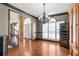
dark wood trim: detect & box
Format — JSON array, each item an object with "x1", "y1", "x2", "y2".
[
  {"x1": 24, "y1": 38, "x2": 31, "y2": 40},
  {"x1": 34, "y1": 38, "x2": 59, "y2": 43},
  {"x1": 7, "y1": 9, "x2": 10, "y2": 56},
  {"x1": 8, "y1": 9, "x2": 9, "y2": 41},
  {"x1": 9, "y1": 9, "x2": 24, "y2": 17},
  {"x1": 35, "y1": 32, "x2": 42, "y2": 33},
  {"x1": 49, "y1": 12, "x2": 68, "y2": 17},
  {"x1": 1, "y1": 3, "x2": 38, "y2": 19}
]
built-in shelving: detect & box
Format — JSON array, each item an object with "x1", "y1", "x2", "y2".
[{"x1": 60, "y1": 22, "x2": 69, "y2": 49}]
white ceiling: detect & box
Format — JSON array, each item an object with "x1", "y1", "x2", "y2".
[{"x1": 10, "y1": 3, "x2": 72, "y2": 17}]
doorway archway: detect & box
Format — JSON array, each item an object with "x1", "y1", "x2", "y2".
[{"x1": 23, "y1": 18, "x2": 32, "y2": 39}]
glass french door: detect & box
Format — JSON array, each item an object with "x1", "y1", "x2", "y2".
[
  {"x1": 49, "y1": 22, "x2": 56, "y2": 40},
  {"x1": 43, "y1": 23, "x2": 48, "y2": 39}
]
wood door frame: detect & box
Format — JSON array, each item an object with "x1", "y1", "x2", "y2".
[
  {"x1": 69, "y1": 6, "x2": 73, "y2": 55},
  {"x1": 8, "y1": 9, "x2": 21, "y2": 47},
  {"x1": 69, "y1": 4, "x2": 79, "y2": 56},
  {"x1": 76, "y1": 4, "x2": 79, "y2": 55}
]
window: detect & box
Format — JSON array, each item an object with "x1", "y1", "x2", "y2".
[
  {"x1": 49, "y1": 22, "x2": 55, "y2": 39},
  {"x1": 42, "y1": 18, "x2": 56, "y2": 40},
  {"x1": 49, "y1": 18, "x2": 56, "y2": 40},
  {"x1": 42, "y1": 17, "x2": 65, "y2": 41},
  {"x1": 43, "y1": 23, "x2": 48, "y2": 38}
]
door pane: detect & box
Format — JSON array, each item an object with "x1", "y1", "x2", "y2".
[
  {"x1": 49, "y1": 23, "x2": 55, "y2": 40},
  {"x1": 43, "y1": 23, "x2": 48, "y2": 39}
]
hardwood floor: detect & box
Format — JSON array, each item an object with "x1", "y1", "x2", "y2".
[{"x1": 8, "y1": 39, "x2": 69, "y2": 56}]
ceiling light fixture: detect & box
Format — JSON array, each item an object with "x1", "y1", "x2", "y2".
[{"x1": 38, "y1": 3, "x2": 50, "y2": 24}]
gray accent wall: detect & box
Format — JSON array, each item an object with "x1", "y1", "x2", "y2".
[
  {"x1": 0, "y1": 4, "x2": 8, "y2": 35},
  {"x1": 36, "y1": 20, "x2": 43, "y2": 39}
]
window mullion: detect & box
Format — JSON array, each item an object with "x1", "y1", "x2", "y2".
[{"x1": 48, "y1": 22, "x2": 49, "y2": 39}]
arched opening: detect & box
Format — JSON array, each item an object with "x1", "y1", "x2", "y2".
[
  {"x1": 23, "y1": 18, "x2": 32, "y2": 39},
  {"x1": 48, "y1": 18, "x2": 56, "y2": 40},
  {"x1": 49, "y1": 18, "x2": 56, "y2": 22}
]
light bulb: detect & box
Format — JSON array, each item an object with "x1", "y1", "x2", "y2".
[{"x1": 48, "y1": 17, "x2": 50, "y2": 19}]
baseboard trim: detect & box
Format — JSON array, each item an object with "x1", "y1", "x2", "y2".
[{"x1": 34, "y1": 38, "x2": 59, "y2": 43}]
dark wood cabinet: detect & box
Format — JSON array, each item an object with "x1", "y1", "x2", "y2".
[{"x1": 60, "y1": 22, "x2": 69, "y2": 49}]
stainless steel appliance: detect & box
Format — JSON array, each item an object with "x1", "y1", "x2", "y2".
[{"x1": 0, "y1": 35, "x2": 7, "y2": 56}]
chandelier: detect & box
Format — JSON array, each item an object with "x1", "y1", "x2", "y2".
[{"x1": 38, "y1": 3, "x2": 50, "y2": 24}]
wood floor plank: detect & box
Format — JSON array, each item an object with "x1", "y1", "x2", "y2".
[{"x1": 8, "y1": 39, "x2": 69, "y2": 56}]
